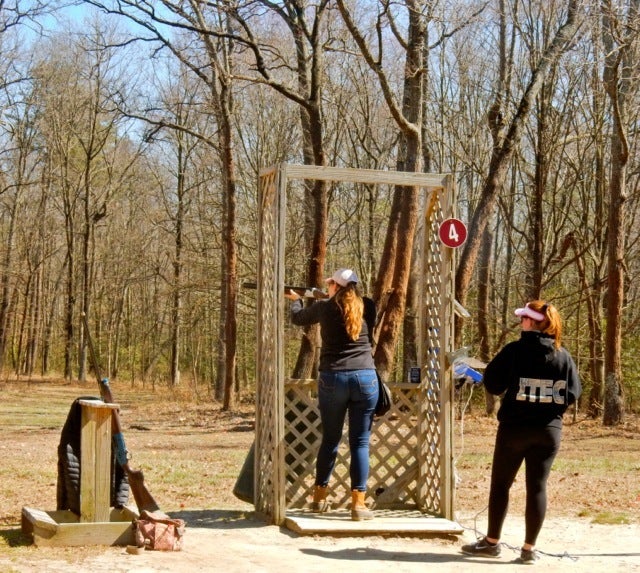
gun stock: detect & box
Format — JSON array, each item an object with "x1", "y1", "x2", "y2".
[{"x1": 82, "y1": 313, "x2": 161, "y2": 514}]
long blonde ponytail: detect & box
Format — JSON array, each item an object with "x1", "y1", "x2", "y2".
[{"x1": 334, "y1": 283, "x2": 364, "y2": 341}]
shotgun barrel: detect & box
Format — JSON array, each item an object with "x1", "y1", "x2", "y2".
[{"x1": 242, "y1": 281, "x2": 328, "y2": 299}]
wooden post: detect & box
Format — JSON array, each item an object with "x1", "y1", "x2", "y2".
[
  {"x1": 79, "y1": 399, "x2": 119, "y2": 523},
  {"x1": 21, "y1": 398, "x2": 138, "y2": 546}
]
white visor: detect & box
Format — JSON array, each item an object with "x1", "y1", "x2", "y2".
[{"x1": 514, "y1": 304, "x2": 545, "y2": 322}]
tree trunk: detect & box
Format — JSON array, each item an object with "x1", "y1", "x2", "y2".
[
  {"x1": 602, "y1": 137, "x2": 625, "y2": 425},
  {"x1": 170, "y1": 144, "x2": 184, "y2": 388},
  {"x1": 0, "y1": 198, "x2": 18, "y2": 371},
  {"x1": 80, "y1": 166, "x2": 92, "y2": 383},
  {"x1": 402, "y1": 260, "x2": 419, "y2": 377},
  {"x1": 477, "y1": 227, "x2": 497, "y2": 416},
  {"x1": 531, "y1": 85, "x2": 551, "y2": 299},
  {"x1": 221, "y1": 90, "x2": 239, "y2": 411},
  {"x1": 373, "y1": 183, "x2": 420, "y2": 379},
  {"x1": 64, "y1": 201, "x2": 76, "y2": 381},
  {"x1": 335, "y1": 0, "x2": 426, "y2": 379},
  {"x1": 289, "y1": 14, "x2": 329, "y2": 381},
  {"x1": 289, "y1": 107, "x2": 328, "y2": 381},
  {"x1": 600, "y1": 0, "x2": 634, "y2": 426}
]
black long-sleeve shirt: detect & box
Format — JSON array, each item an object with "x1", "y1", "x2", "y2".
[
  {"x1": 483, "y1": 330, "x2": 582, "y2": 428},
  {"x1": 289, "y1": 296, "x2": 376, "y2": 371}
]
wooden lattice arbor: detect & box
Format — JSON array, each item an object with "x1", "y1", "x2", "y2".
[{"x1": 254, "y1": 164, "x2": 457, "y2": 529}]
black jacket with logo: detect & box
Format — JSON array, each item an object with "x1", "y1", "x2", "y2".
[{"x1": 483, "y1": 331, "x2": 582, "y2": 428}]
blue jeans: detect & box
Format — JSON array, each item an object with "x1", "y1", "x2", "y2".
[{"x1": 315, "y1": 369, "x2": 378, "y2": 491}]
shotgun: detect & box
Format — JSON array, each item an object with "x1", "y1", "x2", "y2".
[
  {"x1": 242, "y1": 281, "x2": 329, "y2": 299},
  {"x1": 81, "y1": 313, "x2": 161, "y2": 514}
]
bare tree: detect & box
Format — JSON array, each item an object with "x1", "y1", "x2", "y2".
[
  {"x1": 0, "y1": 0, "x2": 61, "y2": 373},
  {"x1": 83, "y1": 0, "x2": 242, "y2": 405},
  {"x1": 600, "y1": 0, "x2": 638, "y2": 425},
  {"x1": 229, "y1": 0, "x2": 333, "y2": 380},
  {"x1": 335, "y1": 0, "x2": 430, "y2": 377},
  {"x1": 455, "y1": 0, "x2": 583, "y2": 328},
  {"x1": 0, "y1": 87, "x2": 46, "y2": 375},
  {"x1": 149, "y1": 78, "x2": 201, "y2": 389}
]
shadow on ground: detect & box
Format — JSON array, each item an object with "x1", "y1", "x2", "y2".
[
  {"x1": 301, "y1": 546, "x2": 456, "y2": 564},
  {"x1": 0, "y1": 527, "x2": 31, "y2": 547},
  {"x1": 169, "y1": 509, "x2": 264, "y2": 530}
]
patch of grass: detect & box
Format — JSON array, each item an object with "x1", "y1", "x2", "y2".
[
  {"x1": 590, "y1": 511, "x2": 632, "y2": 525},
  {"x1": 578, "y1": 507, "x2": 633, "y2": 525},
  {"x1": 555, "y1": 456, "x2": 638, "y2": 474},
  {"x1": 0, "y1": 384, "x2": 81, "y2": 430}
]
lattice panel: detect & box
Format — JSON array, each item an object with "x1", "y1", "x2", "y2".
[
  {"x1": 284, "y1": 380, "x2": 435, "y2": 511},
  {"x1": 284, "y1": 381, "x2": 348, "y2": 508},
  {"x1": 416, "y1": 188, "x2": 447, "y2": 514},
  {"x1": 368, "y1": 385, "x2": 422, "y2": 508},
  {"x1": 284, "y1": 383, "x2": 320, "y2": 507}
]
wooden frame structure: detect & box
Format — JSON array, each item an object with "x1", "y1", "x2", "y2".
[{"x1": 254, "y1": 164, "x2": 458, "y2": 530}]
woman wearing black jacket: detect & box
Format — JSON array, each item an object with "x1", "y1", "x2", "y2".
[
  {"x1": 462, "y1": 300, "x2": 582, "y2": 564},
  {"x1": 285, "y1": 268, "x2": 378, "y2": 521}
]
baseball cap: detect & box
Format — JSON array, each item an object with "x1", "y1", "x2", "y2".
[{"x1": 326, "y1": 268, "x2": 358, "y2": 287}]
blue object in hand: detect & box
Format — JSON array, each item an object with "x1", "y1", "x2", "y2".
[{"x1": 453, "y1": 362, "x2": 483, "y2": 384}]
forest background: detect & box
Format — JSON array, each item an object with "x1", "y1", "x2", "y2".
[{"x1": 0, "y1": 0, "x2": 638, "y2": 424}]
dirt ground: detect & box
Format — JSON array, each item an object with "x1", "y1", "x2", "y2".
[
  {"x1": 1, "y1": 381, "x2": 639, "y2": 572},
  {"x1": 3, "y1": 511, "x2": 639, "y2": 572}
]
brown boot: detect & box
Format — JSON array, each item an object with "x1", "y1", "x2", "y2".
[
  {"x1": 311, "y1": 485, "x2": 330, "y2": 513},
  {"x1": 351, "y1": 490, "x2": 373, "y2": 521}
]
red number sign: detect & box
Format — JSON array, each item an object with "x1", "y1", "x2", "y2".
[{"x1": 438, "y1": 218, "x2": 467, "y2": 248}]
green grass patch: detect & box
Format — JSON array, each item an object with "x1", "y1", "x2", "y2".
[
  {"x1": 593, "y1": 511, "x2": 632, "y2": 525},
  {"x1": 583, "y1": 510, "x2": 633, "y2": 525}
]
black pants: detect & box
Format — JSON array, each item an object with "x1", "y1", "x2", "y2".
[{"x1": 487, "y1": 423, "x2": 561, "y2": 545}]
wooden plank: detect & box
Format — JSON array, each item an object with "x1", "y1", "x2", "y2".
[
  {"x1": 78, "y1": 399, "x2": 120, "y2": 410},
  {"x1": 21, "y1": 506, "x2": 59, "y2": 533},
  {"x1": 22, "y1": 506, "x2": 138, "y2": 547},
  {"x1": 284, "y1": 509, "x2": 463, "y2": 536},
  {"x1": 32, "y1": 521, "x2": 135, "y2": 547},
  {"x1": 110, "y1": 506, "x2": 139, "y2": 521},
  {"x1": 48, "y1": 510, "x2": 81, "y2": 524},
  {"x1": 94, "y1": 406, "x2": 113, "y2": 522},
  {"x1": 79, "y1": 400, "x2": 119, "y2": 523},
  {"x1": 439, "y1": 173, "x2": 457, "y2": 520},
  {"x1": 275, "y1": 158, "x2": 288, "y2": 526},
  {"x1": 282, "y1": 164, "x2": 448, "y2": 188},
  {"x1": 80, "y1": 405, "x2": 98, "y2": 522}
]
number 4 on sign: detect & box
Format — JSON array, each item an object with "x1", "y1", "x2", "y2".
[
  {"x1": 448, "y1": 223, "x2": 460, "y2": 243},
  {"x1": 438, "y1": 218, "x2": 467, "y2": 248}
]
